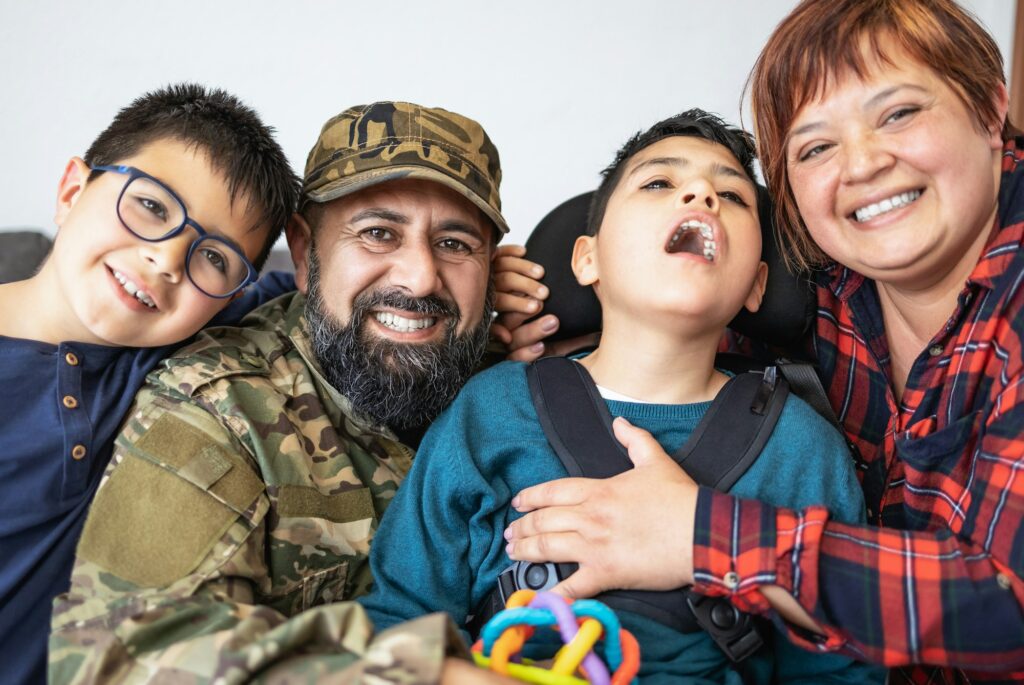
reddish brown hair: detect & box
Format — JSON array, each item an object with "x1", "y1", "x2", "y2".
[{"x1": 748, "y1": 0, "x2": 1008, "y2": 271}]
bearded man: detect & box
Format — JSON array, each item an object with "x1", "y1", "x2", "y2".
[{"x1": 50, "y1": 102, "x2": 521, "y2": 684}]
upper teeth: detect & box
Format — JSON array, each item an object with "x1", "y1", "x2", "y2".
[
  {"x1": 112, "y1": 270, "x2": 156, "y2": 308},
  {"x1": 854, "y1": 190, "x2": 921, "y2": 223},
  {"x1": 678, "y1": 220, "x2": 715, "y2": 240},
  {"x1": 668, "y1": 220, "x2": 717, "y2": 262},
  {"x1": 375, "y1": 312, "x2": 436, "y2": 332}
]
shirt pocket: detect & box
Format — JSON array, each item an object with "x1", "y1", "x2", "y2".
[
  {"x1": 893, "y1": 410, "x2": 982, "y2": 530},
  {"x1": 301, "y1": 562, "x2": 350, "y2": 609},
  {"x1": 263, "y1": 484, "x2": 376, "y2": 614}
]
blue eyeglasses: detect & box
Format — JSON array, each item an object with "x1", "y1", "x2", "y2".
[{"x1": 91, "y1": 165, "x2": 257, "y2": 298}]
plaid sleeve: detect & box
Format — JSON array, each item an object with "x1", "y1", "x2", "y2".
[{"x1": 691, "y1": 427, "x2": 1024, "y2": 673}]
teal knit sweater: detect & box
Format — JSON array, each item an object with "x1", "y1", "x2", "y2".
[{"x1": 360, "y1": 361, "x2": 885, "y2": 684}]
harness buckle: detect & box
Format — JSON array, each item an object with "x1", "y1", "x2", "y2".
[
  {"x1": 498, "y1": 561, "x2": 573, "y2": 604},
  {"x1": 686, "y1": 593, "x2": 766, "y2": 663}
]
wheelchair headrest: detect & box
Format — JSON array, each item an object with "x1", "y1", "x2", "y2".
[{"x1": 523, "y1": 190, "x2": 816, "y2": 348}]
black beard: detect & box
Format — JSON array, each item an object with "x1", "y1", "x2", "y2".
[{"x1": 304, "y1": 246, "x2": 493, "y2": 431}]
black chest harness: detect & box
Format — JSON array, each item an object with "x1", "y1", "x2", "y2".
[{"x1": 469, "y1": 355, "x2": 841, "y2": 664}]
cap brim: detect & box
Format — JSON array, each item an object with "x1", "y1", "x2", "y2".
[{"x1": 305, "y1": 165, "x2": 510, "y2": 236}]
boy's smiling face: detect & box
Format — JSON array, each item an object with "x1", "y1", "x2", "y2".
[
  {"x1": 46, "y1": 137, "x2": 269, "y2": 347},
  {"x1": 574, "y1": 136, "x2": 767, "y2": 331}
]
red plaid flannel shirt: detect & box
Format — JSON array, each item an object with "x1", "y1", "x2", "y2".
[{"x1": 697, "y1": 139, "x2": 1024, "y2": 683}]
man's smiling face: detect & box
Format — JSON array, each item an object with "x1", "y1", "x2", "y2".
[
  {"x1": 296, "y1": 177, "x2": 493, "y2": 344},
  {"x1": 291, "y1": 177, "x2": 495, "y2": 429}
]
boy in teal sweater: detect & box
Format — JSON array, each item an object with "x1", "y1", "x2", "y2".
[{"x1": 359, "y1": 110, "x2": 884, "y2": 683}]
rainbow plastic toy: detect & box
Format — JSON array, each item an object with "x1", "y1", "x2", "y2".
[{"x1": 472, "y1": 590, "x2": 640, "y2": 685}]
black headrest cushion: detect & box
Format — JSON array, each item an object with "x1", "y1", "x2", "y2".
[{"x1": 523, "y1": 190, "x2": 816, "y2": 348}]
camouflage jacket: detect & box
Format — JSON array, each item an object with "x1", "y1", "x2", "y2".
[{"x1": 50, "y1": 291, "x2": 469, "y2": 684}]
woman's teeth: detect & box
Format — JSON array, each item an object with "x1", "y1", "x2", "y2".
[
  {"x1": 112, "y1": 270, "x2": 156, "y2": 308},
  {"x1": 853, "y1": 190, "x2": 922, "y2": 223},
  {"x1": 374, "y1": 312, "x2": 436, "y2": 332}
]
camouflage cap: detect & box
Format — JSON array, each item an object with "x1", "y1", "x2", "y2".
[{"x1": 302, "y1": 101, "x2": 509, "y2": 235}]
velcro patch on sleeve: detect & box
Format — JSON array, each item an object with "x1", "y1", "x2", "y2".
[
  {"x1": 78, "y1": 453, "x2": 238, "y2": 588},
  {"x1": 134, "y1": 413, "x2": 265, "y2": 514},
  {"x1": 276, "y1": 485, "x2": 375, "y2": 523},
  {"x1": 78, "y1": 413, "x2": 266, "y2": 588}
]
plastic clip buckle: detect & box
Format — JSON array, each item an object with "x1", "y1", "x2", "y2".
[{"x1": 686, "y1": 593, "x2": 765, "y2": 663}]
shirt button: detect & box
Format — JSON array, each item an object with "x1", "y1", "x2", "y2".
[
  {"x1": 71, "y1": 444, "x2": 87, "y2": 460},
  {"x1": 62, "y1": 395, "x2": 79, "y2": 409},
  {"x1": 64, "y1": 352, "x2": 79, "y2": 366},
  {"x1": 723, "y1": 571, "x2": 741, "y2": 590},
  {"x1": 997, "y1": 573, "x2": 1013, "y2": 591},
  {"x1": 928, "y1": 344, "x2": 944, "y2": 357}
]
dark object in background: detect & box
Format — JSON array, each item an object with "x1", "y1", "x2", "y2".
[{"x1": 0, "y1": 230, "x2": 52, "y2": 284}]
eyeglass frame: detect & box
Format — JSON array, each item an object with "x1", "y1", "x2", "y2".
[{"x1": 90, "y1": 164, "x2": 259, "y2": 298}]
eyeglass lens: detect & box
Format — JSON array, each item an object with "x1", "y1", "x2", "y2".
[{"x1": 119, "y1": 176, "x2": 250, "y2": 296}]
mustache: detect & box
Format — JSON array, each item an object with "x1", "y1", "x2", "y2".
[{"x1": 352, "y1": 288, "x2": 459, "y2": 321}]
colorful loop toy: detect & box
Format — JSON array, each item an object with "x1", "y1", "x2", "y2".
[{"x1": 472, "y1": 590, "x2": 640, "y2": 685}]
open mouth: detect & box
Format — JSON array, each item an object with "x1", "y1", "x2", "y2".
[
  {"x1": 666, "y1": 220, "x2": 717, "y2": 262},
  {"x1": 111, "y1": 268, "x2": 157, "y2": 308},
  {"x1": 852, "y1": 189, "x2": 923, "y2": 223},
  {"x1": 373, "y1": 311, "x2": 437, "y2": 333}
]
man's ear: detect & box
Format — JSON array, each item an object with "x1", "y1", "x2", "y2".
[
  {"x1": 571, "y1": 235, "x2": 599, "y2": 286},
  {"x1": 53, "y1": 157, "x2": 91, "y2": 229},
  {"x1": 742, "y1": 261, "x2": 769, "y2": 313},
  {"x1": 286, "y1": 212, "x2": 312, "y2": 294}
]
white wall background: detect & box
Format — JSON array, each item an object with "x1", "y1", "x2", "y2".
[{"x1": 0, "y1": 0, "x2": 1014, "y2": 248}]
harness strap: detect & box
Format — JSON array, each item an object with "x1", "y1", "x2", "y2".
[
  {"x1": 774, "y1": 360, "x2": 841, "y2": 432},
  {"x1": 527, "y1": 356, "x2": 632, "y2": 479},
  {"x1": 469, "y1": 357, "x2": 791, "y2": 662},
  {"x1": 678, "y1": 365, "x2": 789, "y2": 491}
]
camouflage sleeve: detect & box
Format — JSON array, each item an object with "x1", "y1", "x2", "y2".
[{"x1": 49, "y1": 387, "x2": 466, "y2": 684}]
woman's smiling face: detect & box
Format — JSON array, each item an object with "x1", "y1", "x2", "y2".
[{"x1": 785, "y1": 38, "x2": 1007, "y2": 291}]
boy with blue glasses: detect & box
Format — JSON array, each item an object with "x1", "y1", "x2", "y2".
[
  {"x1": 86, "y1": 164, "x2": 261, "y2": 301},
  {"x1": 0, "y1": 83, "x2": 299, "y2": 683}
]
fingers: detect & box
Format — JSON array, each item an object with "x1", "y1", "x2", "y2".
[
  {"x1": 494, "y1": 289, "x2": 544, "y2": 318},
  {"x1": 505, "y1": 528, "x2": 590, "y2": 565},
  {"x1": 505, "y1": 506, "x2": 596, "y2": 551},
  {"x1": 494, "y1": 269, "x2": 548, "y2": 305},
  {"x1": 493, "y1": 246, "x2": 544, "y2": 284},
  {"x1": 493, "y1": 243, "x2": 527, "y2": 260},
  {"x1": 506, "y1": 342, "x2": 546, "y2": 363},
  {"x1": 493, "y1": 248, "x2": 547, "y2": 305},
  {"x1": 504, "y1": 316, "x2": 560, "y2": 361},
  {"x1": 489, "y1": 322, "x2": 512, "y2": 346},
  {"x1": 612, "y1": 417, "x2": 670, "y2": 468},
  {"x1": 496, "y1": 311, "x2": 531, "y2": 332},
  {"x1": 493, "y1": 247, "x2": 548, "y2": 327},
  {"x1": 510, "y1": 476, "x2": 592, "y2": 513},
  {"x1": 552, "y1": 567, "x2": 607, "y2": 601},
  {"x1": 505, "y1": 425, "x2": 701, "y2": 592}
]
